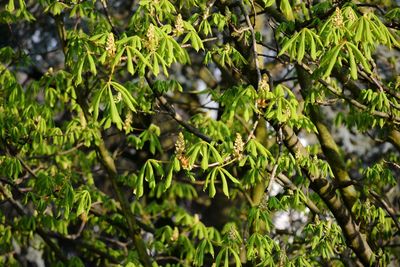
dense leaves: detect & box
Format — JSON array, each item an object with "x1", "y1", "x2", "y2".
[{"x1": 0, "y1": 0, "x2": 400, "y2": 266}]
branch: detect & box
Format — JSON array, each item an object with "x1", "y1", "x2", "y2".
[
  {"x1": 156, "y1": 95, "x2": 213, "y2": 143},
  {"x1": 297, "y1": 66, "x2": 358, "y2": 209},
  {"x1": 0, "y1": 184, "x2": 68, "y2": 262},
  {"x1": 332, "y1": 71, "x2": 400, "y2": 152},
  {"x1": 47, "y1": 231, "x2": 120, "y2": 263},
  {"x1": 181, "y1": 37, "x2": 218, "y2": 48},
  {"x1": 100, "y1": 0, "x2": 118, "y2": 35},
  {"x1": 240, "y1": 0, "x2": 261, "y2": 85},
  {"x1": 273, "y1": 123, "x2": 376, "y2": 265},
  {"x1": 96, "y1": 140, "x2": 153, "y2": 267},
  {"x1": 297, "y1": 62, "x2": 400, "y2": 125},
  {"x1": 370, "y1": 190, "x2": 400, "y2": 234},
  {"x1": 73, "y1": 85, "x2": 153, "y2": 266},
  {"x1": 264, "y1": 126, "x2": 283, "y2": 203},
  {"x1": 275, "y1": 173, "x2": 321, "y2": 214},
  {"x1": 145, "y1": 76, "x2": 213, "y2": 143}
]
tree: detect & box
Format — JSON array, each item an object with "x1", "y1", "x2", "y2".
[{"x1": 0, "y1": 0, "x2": 400, "y2": 266}]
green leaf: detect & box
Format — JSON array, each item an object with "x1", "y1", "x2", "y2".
[
  {"x1": 108, "y1": 86, "x2": 123, "y2": 129},
  {"x1": 6, "y1": 0, "x2": 15, "y2": 12},
  {"x1": 92, "y1": 85, "x2": 107, "y2": 120},
  {"x1": 219, "y1": 169, "x2": 229, "y2": 197},
  {"x1": 347, "y1": 43, "x2": 357, "y2": 79},
  {"x1": 126, "y1": 48, "x2": 134, "y2": 75},
  {"x1": 297, "y1": 30, "x2": 306, "y2": 63},
  {"x1": 204, "y1": 168, "x2": 217, "y2": 197},
  {"x1": 76, "y1": 190, "x2": 91, "y2": 216},
  {"x1": 220, "y1": 168, "x2": 240, "y2": 184},
  {"x1": 131, "y1": 47, "x2": 152, "y2": 69},
  {"x1": 323, "y1": 44, "x2": 343, "y2": 78},
  {"x1": 75, "y1": 57, "x2": 85, "y2": 85},
  {"x1": 165, "y1": 164, "x2": 174, "y2": 191},
  {"x1": 112, "y1": 47, "x2": 125, "y2": 69},
  {"x1": 280, "y1": 38, "x2": 295, "y2": 57},
  {"x1": 86, "y1": 53, "x2": 96, "y2": 75},
  {"x1": 280, "y1": 0, "x2": 294, "y2": 21},
  {"x1": 208, "y1": 144, "x2": 223, "y2": 163},
  {"x1": 346, "y1": 42, "x2": 372, "y2": 73},
  {"x1": 307, "y1": 30, "x2": 319, "y2": 60},
  {"x1": 188, "y1": 143, "x2": 202, "y2": 166},
  {"x1": 110, "y1": 81, "x2": 137, "y2": 112},
  {"x1": 263, "y1": 0, "x2": 275, "y2": 8},
  {"x1": 354, "y1": 16, "x2": 364, "y2": 43},
  {"x1": 152, "y1": 53, "x2": 160, "y2": 76},
  {"x1": 201, "y1": 144, "x2": 208, "y2": 170}
]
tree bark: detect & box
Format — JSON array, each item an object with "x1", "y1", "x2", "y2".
[{"x1": 277, "y1": 124, "x2": 375, "y2": 266}]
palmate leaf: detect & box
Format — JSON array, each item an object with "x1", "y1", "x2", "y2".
[
  {"x1": 44, "y1": 1, "x2": 69, "y2": 16},
  {"x1": 75, "y1": 190, "x2": 91, "y2": 217},
  {"x1": 135, "y1": 159, "x2": 164, "y2": 197},
  {"x1": 280, "y1": 0, "x2": 294, "y2": 21},
  {"x1": 317, "y1": 39, "x2": 373, "y2": 80},
  {"x1": 215, "y1": 246, "x2": 241, "y2": 267},
  {"x1": 279, "y1": 28, "x2": 323, "y2": 63},
  {"x1": 345, "y1": 42, "x2": 372, "y2": 73},
  {"x1": 182, "y1": 31, "x2": 204, "y2": 52},
  {"x1": 203, "y1": 167, "x2": 239, "y2": 198},
  {"x1": 92, "y1": 81, "x2": 137, "y2": 128},
  {"x1": 347, "y1": 43, "x2": 357, "y2": 79},
  {"x1": 107, "y1": 86, "x2": 123, "y2": 129},
  {"x1": 138, "y1": 124, "x2": 162, "y2": 154},
  {"x1": 110, "y1": 81, "x2": 137, "y2": 112},
  {"x1": 130, "y1": 47, "x2": 152, "y2": 69},
  {"x1": 352, "y1": 13, "x2": 400, "y2": 49},
  {"x1": 187, "y1": 141, "x2": 223, "y2": 169},
  {"x1": 92, "y1": 84, "x2": 107, "y2": 121},
  {"x1": 126, "y1": 48, "x2": 134, "y2": 74},
  {"x1": 322, "y1": 43, "x2": 343, "y2": 78},
  {"x1": 194, "y1": 239, "x2": 215, "y2": 266}
]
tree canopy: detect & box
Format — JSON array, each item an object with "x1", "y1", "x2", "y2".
[{"x1": 1, "y1": 0, "x2": 400, "y2": 266}]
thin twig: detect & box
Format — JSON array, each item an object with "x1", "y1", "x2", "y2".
[
  {"x1": 383, "y1": 160, "x2": 400, "y2": 170},
  {"x1": 297, "y1": 62, "x2": 400, "y2": 125},
  {"x1": 370, "y1": 190, "x2": 400, "y2": 234},
  {"x1": 28, "y1": 143, "x2": 85, "y2": 159},
  {"x1": 145, "y1": 77, "x2": 213, "y2": 143},
  {"x1": 356, "y1": 3, "x2": 385, "y2": 15},
  {"x1": 0, "y1": 185, "x2": 68, "y2": 262},
  {"x1": 157, "y1": 95, "x2": 213, "y2": 142},
  {"x1": 264, "y1": 126, "x2": 283, "y2": 198},
  {"x1": 15, "y1": 155, "x2": 37, "y2": 178},
  {"x1": 65, "y1": 220, "x2": 86, "y2": 240},
  {"x1": 240, "y1": 1, "x2": 261, "y2": 85},
  {"x1": 100, "y1": 0, "x2": 118, "y2": 35},
  {"x1": 181, "y1": 37, "x2": 218, "y2": 48},
  {"x1": 275, "y1": 173, "x2": 321, "y2": 214}
]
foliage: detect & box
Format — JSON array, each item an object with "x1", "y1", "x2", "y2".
[{"x1": 0, "y1": 0, "x2": 400, "y2": 266}]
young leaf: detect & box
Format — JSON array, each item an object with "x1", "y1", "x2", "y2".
[
  {"x1": 280, "y1": 0, "x2": 295, "y2": 21},
  {"x1": 126, "y1": 48, "x2": 134, "y2": 75},
  {"x1": 346, "y1": 43, "x2": 358, "y2": 79},
  {"x1": 108, "y1": 86, "x2": 123, "y2": 129},
  {"x1": 92, "y1": 85, "x2": 106, "y2": 120}
]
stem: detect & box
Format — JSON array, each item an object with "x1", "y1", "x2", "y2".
[
  {"x1": 277, "y1": 124, "x2": 375, "y2": 265},
  {"x1": 96, "y1": 140, "x2": 153, "y2": 267},
  {"x1": 297, "y1": 66, "x2": 358, "y2": 209}
]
